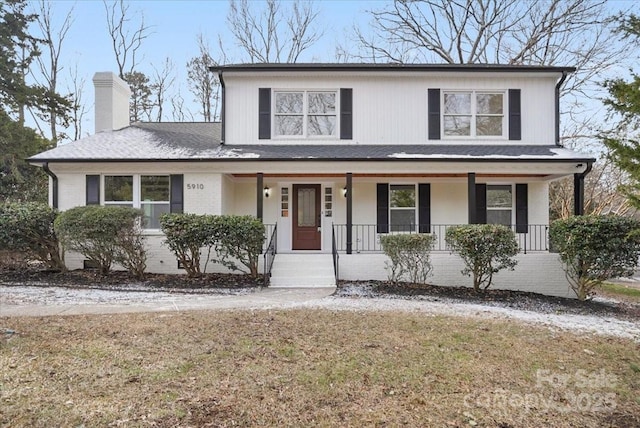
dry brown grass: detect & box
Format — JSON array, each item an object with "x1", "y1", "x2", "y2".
[{"x1": 1, "y1": 309, "x2": 639, "y2": 427}]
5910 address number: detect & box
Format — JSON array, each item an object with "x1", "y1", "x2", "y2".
[{"x1": 187, "y1": 183, "x2": 204, "y2": 190}]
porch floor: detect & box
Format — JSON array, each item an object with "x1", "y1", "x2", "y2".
[{"x1": 269, "y1": 254, "x2": 336, "y2": 288}]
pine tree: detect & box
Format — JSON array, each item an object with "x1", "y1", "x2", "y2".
[{"x1": 602, "y1": 14, "x2": 640, "y2": 208}]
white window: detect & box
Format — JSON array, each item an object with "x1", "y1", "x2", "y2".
[
  {"x1": 140, "y1": 176, "x2": 170, "y2": 229},
  {"x1": 103, "y1": 175, "x2": 170, "y2": 229},
  {"x1": 104, "y1": 176, "x2": 133, "y2": 207},
  {"x1": 443, "y1": 91, "x2": 505, "y2": 137},
  {"x1": 486, "y1": 185, "x2": 512, "y2": 226},
  {"x1": 389, "y1": 184, "x2": 416, "y2": 232},
  {"x1": 274, "y1": 91, "x2": 337, "y2": 137}
]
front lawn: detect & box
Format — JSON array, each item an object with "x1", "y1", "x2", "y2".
[
  {"x1": 1, "y1": 310, "x2": 638, "y2": 427},
  {"x1": 601, "y1": 282, "x2": 640, "y2": 302}
]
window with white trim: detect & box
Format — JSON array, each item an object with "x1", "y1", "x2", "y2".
[
  {"x1": 486, "y1": 185, "x2": 512, "y2": 226},
  {"x1": 104, "y1": 176, "x2": 133, "y2": 207},
  {"x1": 274, "y1": 91, "x2": 337, "y2": 137},
  {"x1": 140, "y1": 176, "x2": 170, "y2": 229},
  {"x1": 390, "y1": 184, "x2": 416, "y2": 232},
  {"x1": 103, "y1": 175, "x2": 170, "y2": 229},
  {"x1": 443, "y1": 91, "x2": 505, "y2": 137}
]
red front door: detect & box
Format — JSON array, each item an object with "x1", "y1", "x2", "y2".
[{"x1": 292, "y1": 184, "x2": 321, "y2": 250}]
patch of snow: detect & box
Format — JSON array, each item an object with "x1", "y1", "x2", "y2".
[
  {"x1": 215, "y1": 148, "x2": 261, "y2": 158},
  {"x1": 1, "y1": 285, "x2": 637, "y2": 342},
  {"x1": 0, "y1": 285, "x2": 250, "y2": 306},
  {"x1": 295, "y1": 297, "x2": 640, "y2": 342}
]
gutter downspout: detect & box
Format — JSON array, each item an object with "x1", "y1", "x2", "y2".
[
  {"x1": 218, "y1": 69, "x2": 225, "y2": 145},
  {"x1": 574, "y1": 162, "x2": 593, "y2": 216},
  {"x1": 555, "y1": 71, "x2": 568, "y2": 147},
  {"x1": 42, "y1": 162, "x2": 58, "y2": 209}
]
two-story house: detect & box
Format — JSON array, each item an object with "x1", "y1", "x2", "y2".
[{"x1": 29, "y1": 64, "x2": 594, "y2": 297}]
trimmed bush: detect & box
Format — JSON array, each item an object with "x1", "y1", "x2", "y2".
[
  {"x1": 0, "y1": 202, "x2": 64, "y2": 270},
  {"x1": 160, "y1": 214, "x2": 265, "y2": 278},
  {"x1": 213, "y1": 215, "x2": 265, "y2": 278},
  {"x1": 445, "y1": 224, "x2": 519, "y2": 292},
  {"x1": 159, "y1": 213, "x2": 216, "y2": 277},
  {"x1": 550, "y1": 215, "x2": 640, "y2": 300},
  {"x1": 54, "y1": 205, "x2": 146, "y2": 277},
  {"x1": 380, "y1": 234, "x2": 435, "y2": 284}
]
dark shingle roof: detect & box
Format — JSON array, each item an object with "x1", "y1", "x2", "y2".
[{"x1": 29, "y1": 121, "x2": 593, "y2": 163}]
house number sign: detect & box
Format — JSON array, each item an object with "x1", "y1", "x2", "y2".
[{"x1": 186, "y1": 183, "x2": 205, "y2": 190}]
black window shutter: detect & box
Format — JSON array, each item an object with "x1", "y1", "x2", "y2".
[
  {"x1": 258, "y1": 88, "x2": 271, "y2": 140},
  {"x1": 376, "y1": 183, "x2": 389, "y2": 234},
  {"x1": 170, "y1": 174, "x2": 184, "y2": 213},
  {"x1": 428, "y1": 88, "x2": 441, "y2": 140},
  {"x1": 509, "y1": 89, "x2": 521, "y2": 140},
  {"x1": 515, "y1": 183, "x2": 528, "y2": 233},
  {"x1": 475, "y1": 184, "x2": 487, "y2": 224},
  {"x1": 86, "y1": 175, "x2": 100, "y2": 205},
  {"x1": 340, "y1": 88, "x2": 353, "y2": 140},
  {"x1": 418, "y1": 183, "x2": 431, "y2": 233}
]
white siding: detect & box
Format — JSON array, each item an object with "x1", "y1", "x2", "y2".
[{"x1": 224, "y1": 73, "x2": 558, "y2": 145}]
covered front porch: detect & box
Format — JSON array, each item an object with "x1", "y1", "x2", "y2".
[{"x1": 247, "y1": 165, "x2": 591, "y2": 256}]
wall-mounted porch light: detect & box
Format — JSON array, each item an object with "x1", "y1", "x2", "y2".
[
  {"x1": 264, "y1": 186, "x2": 271, "y2": 198},
  {"x1": 342, "y1": 186, "x2": 348, "y2": 197}
]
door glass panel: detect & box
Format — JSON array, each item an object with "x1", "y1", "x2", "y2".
[{"x1": 297, "y1": 188, "x2": 316, "y2": 227}]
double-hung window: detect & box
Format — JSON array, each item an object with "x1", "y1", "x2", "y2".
[
  {"x1": 104, "y1": 176, "x2": 133, "y2": 208},
  {"x1": 389, "y1": 185, "x2": 416, "y2": 232},
  {"x1": 140, "y1": 176, "x2": 170, "y2": 229},
  {"x1": 103, "y1": 175, "x2": 170, "y2": 229},
  {"x1": 274, "y1": 91, "x2": 337, "y2": 137},
  {"x1": 443, "y1": 91, "x2": 505, "y2": 137},
  {"x1": 486, "y1": 185, "x2": 512, "y2": 226}
]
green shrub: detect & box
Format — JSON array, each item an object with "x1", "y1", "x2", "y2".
[
  {"x1": 380, "y1": 234, "x2": 435, "y2": 284},
  {"x1": 160, "y1": 214, "x2": 265, "y2": 278},
  {"x1": 445, "y1": 224, "x2": 519, "y2": 292},
  {"x1": 549, "y1": 215, "x2": 640, "y2": 300},
  {"x1": 54, "y1": 205, "x2": 146, "y2": 277},
  {"x1": 159, "y1": 213, "x2": 213, "y2": 277},
  {"x1": 213, "y1": 215, "x2": 265, "y2": 278},
  {"x1": 0, "y1": 202, "x2": 64, "y2": 270}
]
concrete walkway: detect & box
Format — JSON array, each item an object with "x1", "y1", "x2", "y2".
[{"x1": 0, "y1": 287, "x2": 336, "y2": 317}]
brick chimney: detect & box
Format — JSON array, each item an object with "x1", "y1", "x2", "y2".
[{"x1": 92, "y1": 72, "x2": 131, "y2": 133}]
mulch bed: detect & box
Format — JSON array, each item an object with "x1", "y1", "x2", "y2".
[
  {"x1": 337, "y1": 280, "x2": 640, "y2": 321},
  {"x1": 0, "y1": 268, "x2": 264, "y2": 292}
]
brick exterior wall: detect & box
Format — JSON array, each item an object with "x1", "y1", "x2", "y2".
[{"x1": 338, "y1": 253, "x2": 575, "y2": 298}]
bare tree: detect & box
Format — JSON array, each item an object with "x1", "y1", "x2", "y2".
[
  {"x1": 351, "y1": 1, "x2": 624, "y2": 98},
  {"x1": 170, "y1": 89, "x2": 194, "y2": 122},
  {"x1": 67, "y1": 63, "x2": 88, "y2": 141},
  {"x1": 223, "y1": 0, "x2": 323, "y2": 63},
  {"x1": 103, "y1": 0, "x2": 152, "y2": 79},
  {"x1": 187, "y1": 34, "x2": 220, "y2": 122},
  {"x1": 149, "y1": 57, "x2": 175, "y2": 122},
  {"x1": 33, "y1": 0, "x2": 74, "y2": 144},
  {"x1": 549, "y1": 159, "x2": 636, "y2": 220}
]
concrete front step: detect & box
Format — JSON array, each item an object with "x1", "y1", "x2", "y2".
[{"x1": 269, "y1": 254, "x2": 336, "y2": 288}]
